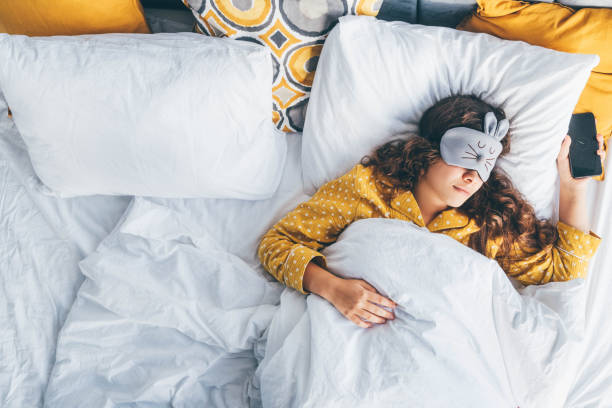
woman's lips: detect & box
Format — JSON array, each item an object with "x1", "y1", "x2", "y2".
[{"x1": 453, "y1": 185, "x2": 470, "y2": 195}]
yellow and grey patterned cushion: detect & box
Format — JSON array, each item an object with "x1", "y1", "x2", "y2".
[{"x1": 182, "y1": 0, "x2": 382, "y2": 132}]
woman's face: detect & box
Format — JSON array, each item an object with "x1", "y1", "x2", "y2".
[{"x1": 421, "y1": 159, "x2": 484, "y2": 207}]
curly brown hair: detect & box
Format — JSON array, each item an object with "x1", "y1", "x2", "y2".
[{"x1": 360, "y1": 94, "x2": 558, "y2": 259}]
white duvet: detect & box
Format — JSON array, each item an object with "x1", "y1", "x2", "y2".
[
  {"x1": 254, "y1": 218, "x2": 586, "y2": 408},
  {"x1": 45, "y1": 198, "x2": 283, "y2": 407},
  {"x1": 45, "y1": 198, "x2": 586, "y2": 407}
]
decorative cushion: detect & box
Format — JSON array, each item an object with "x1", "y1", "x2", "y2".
[
  {"x1": 0, "y1": 0, "x2": 150, "y2": 35},
  {"x1": 457, "y1": 0, "x2": 612, "y2": 180},
  {"x1": 0, "y1": 33, "x2": 287, "y2": 199},
  {"x1": 301, "y1": 16, "x2": 598, "y2": 220},
  {"x1": 181, "y1": 0, "x2": 383, "y2": 132}
]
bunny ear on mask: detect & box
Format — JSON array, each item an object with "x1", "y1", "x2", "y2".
[
  {"x1": 484, "y1": 111, "x2": 510, "y2": 142},
  {"x1": 484, "y1": 112, "x2": 498, "y2": 137},
  {"x1": 494, "y1": 118, "x2": 510, "y2": 142}
]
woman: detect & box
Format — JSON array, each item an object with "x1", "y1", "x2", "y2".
[{"x1": 257, "y1": 95, "x2": 603, "y2": 328}]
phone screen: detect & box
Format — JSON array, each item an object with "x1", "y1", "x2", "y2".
[{"x1": 568, "y1": 112, "x2": 602, "y2": 178}]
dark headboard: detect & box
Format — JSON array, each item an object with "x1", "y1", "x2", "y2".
[{"x1": 141, "y1": 0, "x2": 185, "y2": 9}]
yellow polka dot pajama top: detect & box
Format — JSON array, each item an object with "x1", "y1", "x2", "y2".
[{"x1": 257, "y1": 164, "x2": 602, "y2": 294}]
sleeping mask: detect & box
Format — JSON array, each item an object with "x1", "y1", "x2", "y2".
[{"x1": 439, "y1": 111, "x2": 509, "y2": 182}]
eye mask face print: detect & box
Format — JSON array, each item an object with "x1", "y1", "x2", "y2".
[{"x1": 439, "y1": 112, "x2": 510, "y2": 182}]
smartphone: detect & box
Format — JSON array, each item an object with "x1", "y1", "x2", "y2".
[{"x1": 568, "y1": 112, "x2": 602, "y2": 178}]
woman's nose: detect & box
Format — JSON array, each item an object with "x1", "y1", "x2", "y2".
[{"x1": 463, "y1": 170, "x2": 476, "y2": 183}]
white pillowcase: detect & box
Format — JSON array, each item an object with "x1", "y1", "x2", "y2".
[
  {"x1": 0, "y1": 33, "x2": 287, "y2": 199},
  {"x1": 301, "y1": 16, "x2": 599, "y2": 218}
]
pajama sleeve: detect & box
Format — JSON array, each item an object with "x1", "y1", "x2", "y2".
[
  {"x1": 496, "y1": 221, "x2": 602, "y2": 285},
  {"x1": 257, "y1": 165, "x2": 362, "y2": 294}
]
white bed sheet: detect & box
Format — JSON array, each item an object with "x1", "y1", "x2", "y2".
[{"x1": 0, "y1": 94, "x2": 132, "y2": 407}]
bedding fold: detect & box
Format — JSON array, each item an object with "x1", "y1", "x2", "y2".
[{"x1": 44, "y1": 200, "x2": 284, "y2": 407}]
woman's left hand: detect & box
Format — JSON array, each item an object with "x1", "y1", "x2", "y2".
[{"x1": 556, "y1": 132, "x2": 605, "y2": 192}]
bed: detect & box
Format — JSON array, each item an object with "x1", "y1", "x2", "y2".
[{"x1": 1, "y1": 1, "x2": 611, "y2": 407}]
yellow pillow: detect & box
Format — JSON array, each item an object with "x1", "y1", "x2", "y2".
[
  {"x1": 457, "y1": 0, "x2": 612, "y2": 180},
  {"x1": 0, "y1": 0, "x2": 150, "y2": 35}
]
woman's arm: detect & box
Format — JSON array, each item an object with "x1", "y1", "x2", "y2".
[
  {"x1": 557, "y1": 133, "x2": 605, "y2": 232},
  {"x1": 257, "y1": 165, "x2": 363, "y2": 294},
  {"x1": 302, "y1": 258, "x2": 338, "y2": 298},
  {"x1": 497, "y1": 132, "x2": 604, "y2": 285},
  {"x1": 258, "y1": 164, "x2": 397, "y2": 327},
  {"x1": 559, "y1": 187, "x2": 589, "y2": 232}
]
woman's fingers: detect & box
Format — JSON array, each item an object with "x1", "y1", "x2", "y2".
[
  {"x1": 558, "y1": 134, "x2": 571, "y2": 161},
  {"x1": 364, "y1": 292, "x2": 396, "y2": 319},
  {"x1": 369, "y1": 292, "x2": 397, "y2": 309},
  {"x1": 596, "y1": 133, "x2": 606, "y2": 160},
  {"x1": 357, "y1": 280, "x2": 398, "y2": 309},
  {"x1": 362, "y1": 301, "x2": 395, "y2": 320},
  {"x1": 597, "y1": 133, "x2": 603, "y2": 151},
  {"x1": 594, "y1": 118, "x2": 605, "y2": 161},
  {"x1": 358, "y1": 309, "x2": 387, "y2": 324},
  {"x1": 358, "y1": 280, "x2": 397, "y2": 307},
  {"x1": 350, "y1": 315, "x2": 372, "y2": 328},
  {"x1": 331, "y1": 278, "x2": 399, "y2": 328},
  {"x1": 558, "y1": 133, "x2": 605, "y2": 164}
]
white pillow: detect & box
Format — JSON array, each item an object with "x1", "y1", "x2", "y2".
[
  {"x1": 301, "y1": 16, "x2": 599, "y2": 218},
  {"x1": 0, "y1": 33, "x2": 287, "y2": 199}
]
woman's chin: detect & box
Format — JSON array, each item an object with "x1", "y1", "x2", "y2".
[{"x1": 447, "y1": 197, "x2": 468, "y2": 208}]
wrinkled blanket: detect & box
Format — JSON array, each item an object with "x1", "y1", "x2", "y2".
[
  {"x1": 254, "y1": 218, "x2": 586, "y2": 408},
  {"x1": 44, "y1": 203, "x2": 586, "y2": 408}
]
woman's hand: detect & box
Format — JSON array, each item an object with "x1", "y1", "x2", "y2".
[
  {"x1": 327, "y1": 277, "x2": 397, "y2": 328},
  {"x1": 556, "y1": 132, "x2": 605, "y2": 192},
  {"x1": 556, "y1": 132, "x2": 605, "y2": 233},
  {"x1": 303, "y1": 260, "x2": 397, "y2": 328}
]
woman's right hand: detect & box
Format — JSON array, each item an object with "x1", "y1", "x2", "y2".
[
  {"x1": 303, "y1": 260, "x2": 397, "y2": 328},
  {"x1": 327, "y1": 277, "x2": 397, "y2": 328}
]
